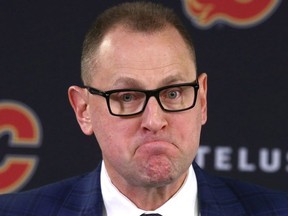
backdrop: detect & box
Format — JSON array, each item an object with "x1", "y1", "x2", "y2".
[{"x1": 1, "y1": 0, "x2": 287, "y2": 194}]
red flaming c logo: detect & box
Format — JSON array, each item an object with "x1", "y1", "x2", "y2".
[
  {"x1": 182, "y1": 0, "x2": 281, "y2": 28},
  {"x1": 0, "y1": 100, "x2": 42, "y2": 193}
]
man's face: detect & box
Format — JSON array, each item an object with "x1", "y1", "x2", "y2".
[{"x1": 70, "y1": 26, "x2": 207, "y2": 190}]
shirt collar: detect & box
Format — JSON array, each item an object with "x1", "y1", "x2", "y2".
[{"x1": 101, "y1": 161, "x2": 199, "y2": 216}]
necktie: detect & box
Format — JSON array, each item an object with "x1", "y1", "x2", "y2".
[{"x1": 140, "y1": 214, "x2": 162, "y2": 216}]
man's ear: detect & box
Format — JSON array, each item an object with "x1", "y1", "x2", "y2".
[
  {"x1": 68, "y1": 86, "x2": 93, "y2": 135},
  {"x1": 198, "y1": 73, "x2": 208, "y2": 125}
]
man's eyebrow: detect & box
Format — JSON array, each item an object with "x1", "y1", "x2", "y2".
[
  {"x1": 160, "y1": 74, "x2": 188, "y2": 85},
  {"x1": 112, "y1": 77, "x2": 145, "y2": 89},
  {"x1": 111, "y1": 74, "x2": 190, "y2": 90}
]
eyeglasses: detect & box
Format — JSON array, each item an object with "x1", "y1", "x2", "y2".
[{"x1": 84, "y1": 80, "x2": 199, "y2": 116}]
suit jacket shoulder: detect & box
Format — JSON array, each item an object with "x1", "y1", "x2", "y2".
[
  {"x1": 0, "y1": 165, "x2": 103, "y2": 216},
  {"x1": 193, "y1": 162, "x2": 288, "y2": 216}
]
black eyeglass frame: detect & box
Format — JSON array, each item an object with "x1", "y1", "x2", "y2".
[{"x1": 84, "y1": 80, "x2": 199, "y2": 116}]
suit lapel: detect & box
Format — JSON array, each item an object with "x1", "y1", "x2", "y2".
[
  {"x1": 193, "y1": 162, "x2": 246, "y2": 216},
  {"x1": 193, "y1": 162, "x2": 223, "y2": 215},
  {"x1": 57, "y1": 164, "x2": 104, "y2": 216}
]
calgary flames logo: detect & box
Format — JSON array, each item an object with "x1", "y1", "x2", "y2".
[
  {"x1": 0, "y1": 100, "x2": 42, "y2": 193},
  {"x1": 182, "y1": 0, "x2": 281, "y2": 28}
]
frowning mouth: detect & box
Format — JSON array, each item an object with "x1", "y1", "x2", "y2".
[{"x1": 136, "y1": 139, "x2": 177, "y2": 156}]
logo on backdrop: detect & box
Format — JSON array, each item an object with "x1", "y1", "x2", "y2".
[
  {"x1": 181, "y1": 0, "x2": 281, "y2": 29},
  {"x1": 0, "y1": 100, "x2": 42, "y2": 194},
  {"x1": 196, "y1": 145, "x2": 288, "y2": 173}
]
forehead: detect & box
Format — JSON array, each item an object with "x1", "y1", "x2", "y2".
[{"x1": 92, "y1": 26, "x2": 196, "y2": 88}]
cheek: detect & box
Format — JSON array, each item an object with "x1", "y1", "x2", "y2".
[
  {"x1": 174, "y1": 110, "x2": 202, "y2": 155},
  {"x1": 90, "y1": 110, "x2": 139, "y2": 157}
]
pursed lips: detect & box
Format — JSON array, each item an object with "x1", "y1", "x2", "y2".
[{"x1": 135, "y1": 137, "x2": 177, "y2": 155}]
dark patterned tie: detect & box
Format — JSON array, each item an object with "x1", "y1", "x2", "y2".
[{"x1": 140, "y1": 214, "x2": 162, "y2": 216}]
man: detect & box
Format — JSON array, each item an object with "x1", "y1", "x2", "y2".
[{"x1": 0, "y1": 1, "x2": 287, "y2": 216}]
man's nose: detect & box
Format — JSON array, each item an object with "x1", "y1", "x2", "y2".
[{"x1": 140, "y1": 97, "x2": 168, "y2": 132}]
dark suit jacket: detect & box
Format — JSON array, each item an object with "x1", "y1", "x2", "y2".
[{"x1": 0, "y1": 162, "x2": 287, "y2": 215}]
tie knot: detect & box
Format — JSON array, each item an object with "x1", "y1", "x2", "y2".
[{"x1": 141, "y1": 214, "x2": 162, "y2": 216}]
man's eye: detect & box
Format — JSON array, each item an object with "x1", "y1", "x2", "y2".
[
  {"x1": 121, "y1": 93, "x2": 134, "y2": 102},
  {"x1": 167, "y1": 90, "x2": 180, "y2": 99}
]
